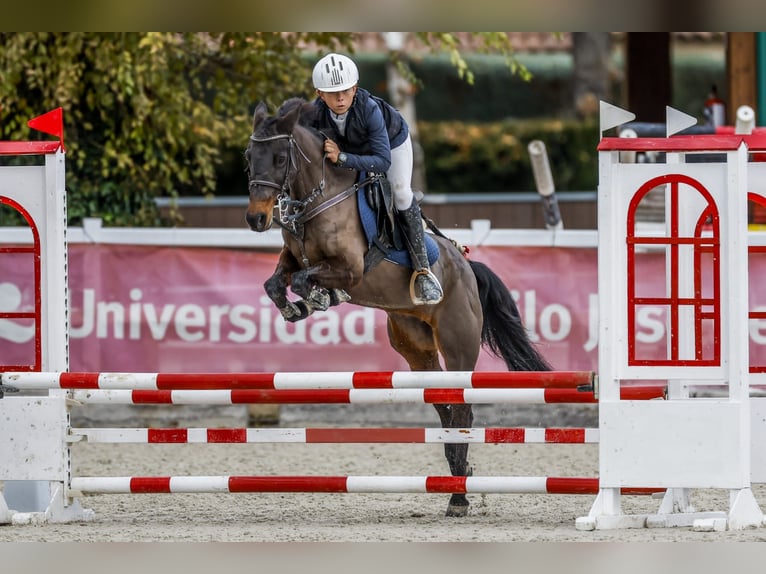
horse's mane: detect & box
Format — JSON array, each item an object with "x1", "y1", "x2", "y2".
[
  {"x1": 276, "y1": 97, "x2": 316, "y2": 123},
  {"x1": 277, "y1": 97, "x2": 307, "y2": 116},
  {"x1": 250, "y1": 96, "x2": 323, "y2": 167}
]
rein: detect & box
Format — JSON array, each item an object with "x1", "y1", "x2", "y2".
[{"x1": 287, "y1": 174, "x2": 379, "y2": 227}]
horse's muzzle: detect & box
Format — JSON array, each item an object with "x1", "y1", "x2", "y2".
[{"x1": 245, "y1": 210, "x2": 273, "y2": 232}]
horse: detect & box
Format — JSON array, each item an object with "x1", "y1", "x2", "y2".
[{"x1": 243, "y1": 98, "x2": 552, "y2": 517}]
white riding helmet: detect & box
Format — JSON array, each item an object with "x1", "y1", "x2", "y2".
[{"x1": 312, "y1": 53, "x2": 359, "y2": 92}]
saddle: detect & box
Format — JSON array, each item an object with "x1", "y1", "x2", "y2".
[
  {"x1": 366, "y1": 174, "x2": 400, "y2": 245},
  {"x1": 356, "y1": 173, "x2": 440, "y2": 273}
]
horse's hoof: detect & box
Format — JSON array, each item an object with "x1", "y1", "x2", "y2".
[
  {"x1": 330, "y1": 289, "x2": 352, "y2": 305},
  {"x1": 445, "y1": 503, "x2": 469, "y2": 518},
  {"x1": 279, "y1": 302, "x2": 300, "y2": 320},
  {"x1": 280, "y1": 301, "x2": 310, "y2": 322},
  {"x1": 307, "y1": 287, "x2": 331, "y2": 311}
]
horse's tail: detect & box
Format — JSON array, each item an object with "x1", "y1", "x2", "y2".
[{"x1": 469, "y1": 260, "x2": 553, "y2": 372}]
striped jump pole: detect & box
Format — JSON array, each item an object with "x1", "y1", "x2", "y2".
[
  {"x1": 69, "y1": 475, "x2": 664, "y2": 496},
  {"x1": 64, "y1": 386, "x2": 664, "y2": 405},
  {"x1": 1, "y1": 370, "x2": 596, "y2": 390},
  {"x1": 70, "y1": 426, "x2": 600, "y2": 444}
]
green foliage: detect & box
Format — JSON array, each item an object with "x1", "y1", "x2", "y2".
[
  {"x1": 408, "y1": 53, "x2": 573, "y2": 123},
  {"x1": 410, "y1": 33, "x2": 532, "y2": 86},
  {"x1": 0, "y1": 32, "x2": 544, "y2": 225},
  {"x1": 0, "y1": 32, "x2": 355, "y2": 226},
  {"x1": 417, "y1": 118, "x2": 600, "y2": 193}
]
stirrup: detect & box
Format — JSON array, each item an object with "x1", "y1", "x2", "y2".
[{"x1": 409, "y1": 269, "x2": 443, "y2": 305}]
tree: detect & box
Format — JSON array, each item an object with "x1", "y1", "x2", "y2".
[{"x1": 0, "y1": 32, "x2": 526, "y2": 226}]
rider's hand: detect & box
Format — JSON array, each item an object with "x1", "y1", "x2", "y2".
[{"x1": 323, "y1": 138, "x2": 340, "y2": 164}]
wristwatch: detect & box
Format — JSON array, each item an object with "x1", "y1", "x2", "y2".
[{"x1": 336, "y1": 152, "x2": 347, "y2": 167}]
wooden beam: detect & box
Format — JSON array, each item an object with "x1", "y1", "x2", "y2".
[
  {"x1": 727, "y1": 32, "x2": 757, "y2": 124},
  {"x1": 626, "y1": 33, "x2": 671, "y2": 123}
]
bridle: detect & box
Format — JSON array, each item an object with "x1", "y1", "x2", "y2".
[
  {"x1": 247, "y1": 132, "x2": 324, "y2": 230},
  {"x1": 246, "y1": 129, "x2": 379, "y2": 266}
]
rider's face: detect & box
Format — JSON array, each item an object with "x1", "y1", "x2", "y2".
[{"x1": 317, "y1": 86, "x2": 357, "y2": 115}]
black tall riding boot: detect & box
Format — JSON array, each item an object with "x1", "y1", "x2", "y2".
[{"x1": 398, "y1": 199, "x2": 443, "y2": 305}]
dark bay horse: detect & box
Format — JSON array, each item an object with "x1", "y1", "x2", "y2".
[{"x1": 244, "y1": 98, "x2": 552, "y2": 517}]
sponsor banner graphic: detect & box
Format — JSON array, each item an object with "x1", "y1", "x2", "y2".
[{"x1": 2, "y1": 244, "x2": 766, "y2": 372}]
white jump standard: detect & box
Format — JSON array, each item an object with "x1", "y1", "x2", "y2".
[{"x1": 575, "y1": 103, "x2": 766, "y2": 531}]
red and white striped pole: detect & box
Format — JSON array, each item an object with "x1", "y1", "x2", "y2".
[
  {"x1": 72, "y1": 426, "x2": 600, "y2": 444},
  {"x1": 69, "y1": 475, "x2": 663, "y2": 496},
  {"x1": 1, "y1": 370, "x2": 595, "y2": 390},
  {"x1": 65, "y1": 386, "x2": 663, "y2": 405}
]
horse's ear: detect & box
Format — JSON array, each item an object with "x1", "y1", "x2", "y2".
[
  {"x1": 275, "y1": 100, "x2": 303, "y2": 133},
  {"x1": 252, "y1": 102, "x2": 268, "y2": 131}
]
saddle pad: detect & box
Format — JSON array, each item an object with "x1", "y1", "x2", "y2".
[{"x1": 356, "y1": 181, "x2": 439, "y2": 269}]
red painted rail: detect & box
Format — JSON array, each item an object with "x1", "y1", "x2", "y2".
[
  {"x1": 1, "y1": 370, "x2": 596, "y2": 390},
  {"x1": 72, "y1": 426, "x2": 601, "y2": 444}
]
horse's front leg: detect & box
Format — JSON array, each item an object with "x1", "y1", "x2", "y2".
[
  {"x1": 265, "y1": 249, "x2": 352, "y2": 322},
  {"x1": 304, "y1": 285, "x2": 352, "y2": 312},
  {"x1": 264, "y1": 247, "x2": 311, "y2": 322},
  {"x1": 290, "y1": 258, "x2": 359, "y2": 311}
]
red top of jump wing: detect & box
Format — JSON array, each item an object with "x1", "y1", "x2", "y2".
[
  {"x1": 0, "y1": 108, "x2": 65, "y2": 155},
  {"x1": 0, "y1": 141, "x2": 63, "y2": 155},
  {"x1": 598, "y1": 133, "x2": 766, "y2": 153}
]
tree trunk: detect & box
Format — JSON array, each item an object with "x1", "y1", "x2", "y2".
[
  {"x1": 572, "y1": 32, "x2": 612, "y2": 119},
  {"x1": 625, "y1": 32, "x2": 671, "y2": 123}
]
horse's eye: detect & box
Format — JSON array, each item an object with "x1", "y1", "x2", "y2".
[{"x1": 275, "y1": 153, "x2": 287, "y2": 168}]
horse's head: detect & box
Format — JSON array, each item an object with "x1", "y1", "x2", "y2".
[{"x1": 244, "y1": 98, "x2": 319, "y2": 232}]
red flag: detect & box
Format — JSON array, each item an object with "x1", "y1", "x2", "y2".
[{"x1": 27, "y1": 107, "x2": 65, "y2": 150}]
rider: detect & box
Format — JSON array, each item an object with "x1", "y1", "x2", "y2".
[{"x1": 309, "y1": 52, "x2": 443, "y2": 306}]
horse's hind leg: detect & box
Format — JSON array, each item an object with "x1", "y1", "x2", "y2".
[
  {"x1": 387, "y1": 313, "x2": 474, "y2": 517},
  {"x1": 433, "y1": 403, "x2": 474, "y2": 517},
  {"x1": 432, "y1": 303, "x2": 483, "y2": 517}
]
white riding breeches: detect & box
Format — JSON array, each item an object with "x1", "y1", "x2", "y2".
[{"x1": 388, "y1": 134, "x2": 414, "y2": 210}]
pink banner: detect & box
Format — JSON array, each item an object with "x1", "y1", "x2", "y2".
[{"x1": 2, "y1": 244, "x2": 766, "y2": 373}]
